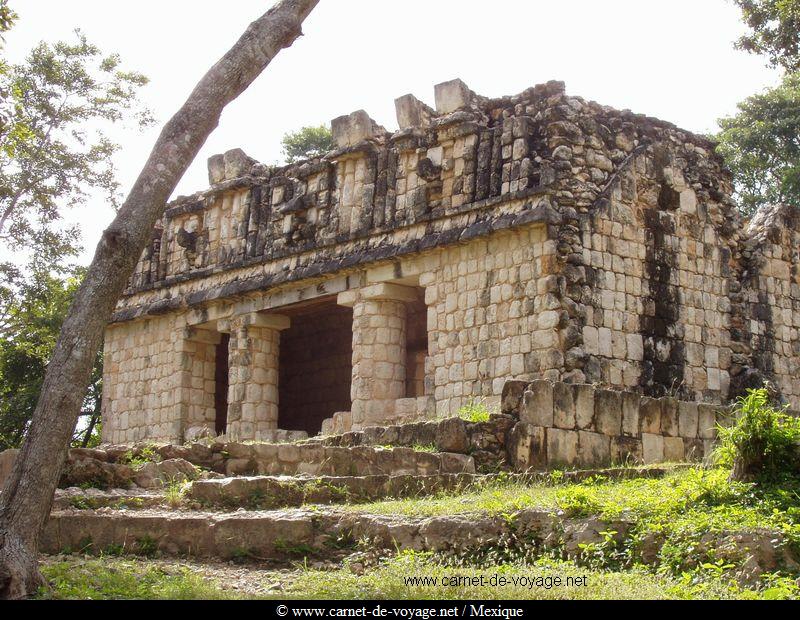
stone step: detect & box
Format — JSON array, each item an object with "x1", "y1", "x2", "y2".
[
  {"x1": 53, "y1": 488, "x2": 165, "y2": 511},
  {"x1": 209, "y1": 444, "x2": 476, "y2": 478},
  {"x1": 38, "y1": 506, "x2": 630, "y2": 561},
  {"x1": 305, "y1": 414, "x2": 516, "y2": 472},
  {"x1": 51, "y1": 443, "x2": 477, "y2": 493},
  {"x1": 42, "y1": 501, "x2": 795, "y2": 577},
  {"x1": 54, "y1": 464, "x2": 682, "y2": 513},
  {"x1": 188, "y1": 473, "x2": 480, "y2": 509}
]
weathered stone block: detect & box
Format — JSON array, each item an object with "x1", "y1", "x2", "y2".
[
  {"x1": 501, "y1": 380, "x2": 529, "y2": 416},
  {"x1": 521, "y1": 381, "x2": 554, "y2": 427},
  {"x1": 435, "y1": 417, "x2": 469, "y2": 453},
  {"x1": 684, "y1": 438, "x2": 704, "y2": 461},
  {"x1": 621, "y1": 392, "x2": 640, "y2": 437},
  {"x1": 594, "y1": 389, "x2": 622, "y2": 436},
  {"x1": 439, "y1": 452, "x2": 475, "y2": 474},
  {"x1": 611, "y1": 436, "x2": 643, "y2": 464},
  {"x1": 663, "y1": 436, "x2": 685, "y2": 462},
  {"x1": 678, "y1": 402, "x2": 699, "y2": 438},
  {"x1": 394, "y1": 93, "x2": 435, "y2": 129},
  {"x1": 578, "y1": 431, "x2": 611, "y2": 466},
  {"x1": 573, "y1": 384, "x2": 595, "y2": 430},
  {"x1": 660, "y1": 398, "x2": 679, "y2": 437},
  {"x1": 225, "y1": 458, "x2": 255, "y2": 477},
  {"x1": 331, "y1": 110, "x2": 381, "y2": 148},
  {"x1": 507, "y1": 423, "x2": 547, "y2": 471},
  {"x1": 547, "y1": 428, "x2": 578, "y2": 466},
  {"x1": 553, "y1": 382, "x2": 576, "y2": 429},
  {"x1": 641, "y1": 433, "x2": 665, "y2": 464},
  {"x1": 434, "y1": 78, "x2": 475, "y2": 114},
  {"x1": 639, "y1": 397, "x2": 662, "y2": 434},
  {"x1": 224, "y1": 148, "x2": 255, "y2": 180},
  {"x1": 698, "y1": 404, "x2": 720, "y2": 440},
  {"x1": 207, "y1": 154, "x2": 225, "y2": 185}
]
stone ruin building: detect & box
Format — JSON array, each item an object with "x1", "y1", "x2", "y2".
[{"x1": 101, "y1": 78, "x2": 800, "y2": 448}]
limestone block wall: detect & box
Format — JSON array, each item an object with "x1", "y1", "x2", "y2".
[
  {"x1": 102, "y1": 314, "x2": 183, "y2": 443},
  {"x1": 502, "y1": 380, "x2": 722, "y2": 469},
  {"x1": 176, "y1": 327, "x2": 219, "y2": 438},
  {"x1": 575, "y1": 147, "x2": 736, "y2": 402},
  {"x1": 349, "y1": 295, "x2": 409, "y2": 426},
  {"x1": 225, "y1": 313, "x2": 287, "y2": 440},
  {"x1": 418, "y1": 226, "x2": 558, "y2": 416}
]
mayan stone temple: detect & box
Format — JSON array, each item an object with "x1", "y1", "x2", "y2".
[{"x1": 100, "y1": 78, "x2": 800, "y2": 457}]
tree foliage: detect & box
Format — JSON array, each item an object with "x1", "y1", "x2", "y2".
[
  {"x1": 0, "y1": 25, "x2": 145, "y2": 452},
  {"x1": 280, "y1": 124, "x2": 333, "y2": 163},
  {"x1": 734, "y1": 0, "x2": 800, "y2": 71},
  {"x1": 0, "y1": 1, "x2": 15, "y2": 41},
  {"x1": 0, "y1": 269, "x2": 102, "y2": 450},
  {"x1": 0, "y1": 30, "x2": 153, "y2": 267},
  {"x1": 716, "y1": 71, "x2": 800, "y2": 216}
]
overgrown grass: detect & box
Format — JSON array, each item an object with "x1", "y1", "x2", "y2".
[
  {"x1": 38, "y1": 553, "x2": 796, "y2": 600},
  {"x1": 283, "y1": 551, "x2": 792, "y2": 600},
  {"x1": 39, "y1": 558, "x2": 245, "y2": 600},
  {"x1": 457, "y1": 399, "x2": 492, "y2": 423},
  {"x1": 335, "y1": 466, "x2": 800, "y2": 585},
  {"x1": 120, "y1": 445, "x2": 161, "y2": 469},
  {"x1": 340, "y1": 467, "x2": 800, "y2": 536},
  {"x1": 164, "y1": 478, "x2": 188, "y2": 508}
]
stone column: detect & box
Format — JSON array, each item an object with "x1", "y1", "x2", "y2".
[
  {"x1": 339, "y1": 283, "x2": 417, "y2": 428},
  {"x1": 176, "y1": 326, "x2": 220, "y2": 443},
  {"x1": 225, "y1": 312, "x2": 290, "y2": 440}
]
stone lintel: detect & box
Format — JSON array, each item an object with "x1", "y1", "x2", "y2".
[
  {"x1": 434, "y1": 78, "x2": 476, "y2": 114},
  {"x1": 337, "y1": 290, "x2": 358, "y2": 308},
  {"x1": 237, "y1": 312, "x2": 291, "y2": 330},
  {"x1": 183, "y1": 327, "x2": 222, "y2": 345},
  {"x1": 360, "y1": 282, "x2": 418, "y2": 303},
  {"x1": 331, "y1": 110, "x2": 381, "y2": 148},
  {"x1": 394, "y1": 94, "x2": 436, "y2": 130},
  {"x1": 184, "y1": 303, "x2": 234, "y2": 328}
]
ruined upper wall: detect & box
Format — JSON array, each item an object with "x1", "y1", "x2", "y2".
[{"x1": 124, "y1": 79, "x2": 730, "y2": 307}]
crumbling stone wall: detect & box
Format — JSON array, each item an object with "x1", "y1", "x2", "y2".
[
  {"x1": 103, "y1": 79, "x2": 800, "y2": 444},
  {"x1": 575, "y1": 145, "x2": 737, "y2": 402},
  {"x1": 733, "y1": 205, "x2": 800, "y2": 402}
]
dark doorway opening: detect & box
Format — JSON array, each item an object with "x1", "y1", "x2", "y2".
[
  {"x1": 214, "y1": 333, "x2": 230, "y2": 435},
  {"x1": 405, "y1": 292, "x2": 428, "y2": 398},
  {"x1": 278, "y1": 298, "x2": 353, "y2": 435}
]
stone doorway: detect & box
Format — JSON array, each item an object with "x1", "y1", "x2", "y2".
[
  {"x1": 278, "y1": 298, "x2": 354, "y2": 435},
  {"x1": 214, "y1": 332, "x2": 230, "y2": 435},
  {"x1": 405, "y1": 292, "x2": 428, "y2": 398}
]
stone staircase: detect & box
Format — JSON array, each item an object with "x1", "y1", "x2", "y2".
[
  {"x1": 43, "y1": 466, "x2": 793, "y2": 580},
  {"x1": 34, "y1": 414, "x2": 692, "y2": 563},
  {"x1": 41, "y1": 413, "x2": 687, "y2": 563},
  {"x1": 35, "y1": 407, "x2": 797, "y2": 587}
]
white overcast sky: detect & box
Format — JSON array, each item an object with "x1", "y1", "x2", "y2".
[{"x1": 5, "y1": 0, "x2": 781, "y2": 264}]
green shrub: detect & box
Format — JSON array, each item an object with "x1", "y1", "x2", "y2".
[
  {"x1": 715, "y1": 389, "x2": 800, "y2": 482},
  {"x1": 121, "y1": 445, "x2": 161, "y2": 468},
  {"x1": 457, "y1": 399, "x2": 491, "y2": 423}
]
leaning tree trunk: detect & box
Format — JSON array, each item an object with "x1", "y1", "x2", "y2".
[{"x1": 0, "y1": 0, "x2": 320, "y2": 599}]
